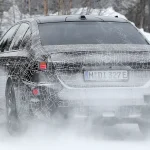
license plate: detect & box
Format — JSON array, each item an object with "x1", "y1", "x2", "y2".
[{"x1": 84, "y1": 70, "x2": 128, "y2": 81}]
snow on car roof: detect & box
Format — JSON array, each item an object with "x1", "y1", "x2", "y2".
[{"x1": 35, "y1": 15, "x2": 128, "y2": 24}]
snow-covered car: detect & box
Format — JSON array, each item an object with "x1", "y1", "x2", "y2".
[{"x1": 0, "y1": 15, "x2": 150, "y2": 135}]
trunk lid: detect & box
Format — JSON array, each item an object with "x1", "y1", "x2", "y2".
[{"x1": 45, "y1": 44, "x2": 150, "y2": 88}]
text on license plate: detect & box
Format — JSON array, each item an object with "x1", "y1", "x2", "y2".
[{"x1": 84, "y1": 70, "x2": 128, "y2": 81}]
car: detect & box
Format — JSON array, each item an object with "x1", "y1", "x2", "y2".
[{"x1": 0, "y1": 15, "x2": 150, "y2": 135}]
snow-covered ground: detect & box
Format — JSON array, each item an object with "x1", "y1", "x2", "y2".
[
  {"x1": 0, "y1": 123, "x2": 150, "y2": 150},
  {"x1": 1, "y1": 6, "x2": 150, "y2": 150},
  {"x1": 0, "y1": 113, "x2": 150, "y2": 150}
]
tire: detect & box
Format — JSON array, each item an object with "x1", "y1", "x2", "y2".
[
  {"x1": 138, "y1": 107, "x2": 150, "y2": 137},
  {"x1": 138, "y1": 123, "x2": 150, "y2": 137},
  {"x1": 5, "y1": 80, "x2": 21, "y2": 135}
]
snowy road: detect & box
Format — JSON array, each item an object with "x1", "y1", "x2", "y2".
[{"x1": 0, "y1": 74, "x2": 150, "y2": 150}]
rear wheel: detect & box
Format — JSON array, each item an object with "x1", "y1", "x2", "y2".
[
  {"x1": 138, "y1": 107, "x2": 150, "y2": 137},
  {"x1": 138, "y1": 123, "x2": 150, "y2": 137},
  {"x1": 6, "y1": 80, "x2": 21, "y2": 135}
]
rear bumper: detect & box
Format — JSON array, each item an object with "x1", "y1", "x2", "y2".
[
  {"x1": 57, "y1": 86, "x2": 150, "y2": 121},
  {"x1": 23, "y1": 81, "x2": 150, "y2": 122},
  {"x1": 58, "y1": 86, "x2": 150, "y2": 107}
]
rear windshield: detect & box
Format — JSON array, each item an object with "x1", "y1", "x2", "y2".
[{"x1": 39, "y1": 22, "x2": 148, "y2": 45}]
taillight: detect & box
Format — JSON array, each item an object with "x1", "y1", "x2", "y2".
[
  {"x1": 39, "y1": 62, "x2": 47, "y2": 70},
  {"x1": 32, "y1": 88, "x2": 39, "y2": 96}
]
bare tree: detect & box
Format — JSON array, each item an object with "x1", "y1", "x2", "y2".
[
  {"x1": 86, "y1": 0, "x2": 91, "y2": 15},
  {"x1": 1, "y1": 0, "x2": 150, "y2": 33},
  {"x1": 148, "y1": 0, "x2": 150, "y2": 31},
  {"x1": 69, "y1": 0, "x2": 72, "y2": 11},
  {"x1": 66, "y1": 0, "x2": 72, "y2": 14},
  {"x1": 126, "y1": 0, "x2": 146, "y2": 29},
  {"x1": 28, "y1": 0, "x2": 31, "y2": 16},
  {"x1": 58, "y1": 0, "x2": 64, "y2": 15},
  {"x1": 139, "y1": 0, "x2": 146, "y2": 28},
  {"x1": 44, "y1": 0, "x2": 48, "y2": 16},
  {"x1": 12, "y1": 0, "x2": 16, "y2": 23},
  {"x1": 0, "y1": 0, "x2": 4, "y2": 36}
]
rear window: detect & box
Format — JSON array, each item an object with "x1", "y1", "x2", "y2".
[{"x1": 39, "y1": 22, "x2": 148, "y2": 45}]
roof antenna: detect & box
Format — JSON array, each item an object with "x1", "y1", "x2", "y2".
[
  {"x1": 115, "y1": 15, "x2": 118, "y2": 18},
  {"x1": 80, "y1": 15, "x2": 86, "y2": 20}
]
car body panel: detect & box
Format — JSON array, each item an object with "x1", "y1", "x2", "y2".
[
  {"x1": 1, "y1": 15, "x2": 150, "y2": 123},
  {"x1": 42, "y1": 44, "x2": 150, "y2": 54}
]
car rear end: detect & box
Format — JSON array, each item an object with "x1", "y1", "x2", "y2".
[
  {"x1": 47, "y1": 45, "x2": 150, "y2": 122},
  {"x1": 30, "y1": 16, "x2": 150, "y2": 124}
]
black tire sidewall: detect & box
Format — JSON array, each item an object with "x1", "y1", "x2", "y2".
[{"x1": 6, "y1": 80, "x2": 20, "y2": 135}]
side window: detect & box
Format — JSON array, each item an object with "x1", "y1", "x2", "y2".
[
  {"x1": 20, "y1": 28, "x2": 32, "y2": 50},
  {"x1": 10, "y1": 23, "x2": 29, "y2": 51},
  {"x1": 0, "y1": 24, "x2": 20, "y2": 52}
]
